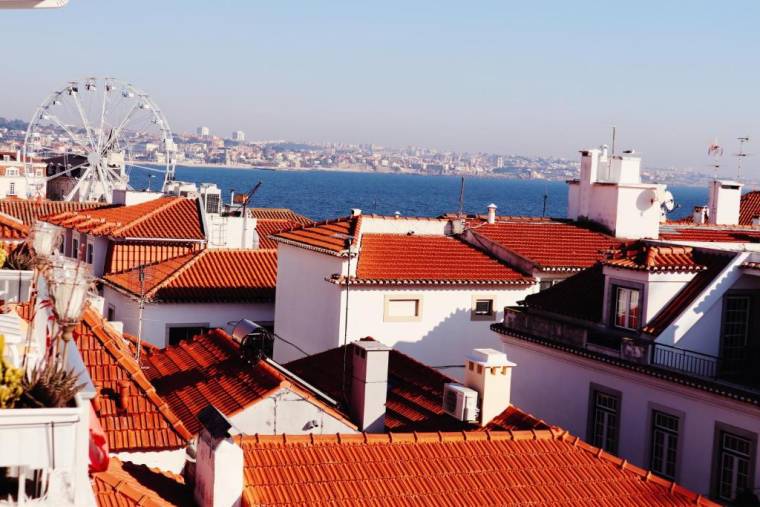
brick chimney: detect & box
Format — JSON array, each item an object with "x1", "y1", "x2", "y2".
[
  {"x1": 351, "y1": 340, "x2": 390, "y2": 432},
  {"x1": 193, "y1": 406, "x2": 244, "y2": 507},
  {"x1": 463, "y1": 349, "x2": 516, "y2": 426}
]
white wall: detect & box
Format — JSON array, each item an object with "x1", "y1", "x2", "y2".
[
  {"x1": 103, "y1": 286, "x2": 274, "y2": 348},
  {"x1": 0, "y1": 269, "x2": 32, "y2": 303},
  {"x1": 114, "y1": 448, "x2": 187, "y2": 474},
  {"x1": 273, "y1": 244, "x2": 345, "y2": 363},
  {"x1": 229, "y1": 387, "x2": 356, "y2": 435},
  {"x1": 501, "y1": 335, "x2": 760, "y2": 498},
  {"x1": 342, "y1": 285, "x2": 536, "y2": 378}
]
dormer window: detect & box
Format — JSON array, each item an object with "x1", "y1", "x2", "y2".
[{"x1": 614, "y1": 286, "x2": 640, "y2": 330}]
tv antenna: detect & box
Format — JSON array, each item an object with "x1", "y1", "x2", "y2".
[
  {"x1": 707, "y1": 139, "x2": 724, "y2": 179},
  {"x1": 734, "y1": 136, "x2": 750, "y2": 180}
]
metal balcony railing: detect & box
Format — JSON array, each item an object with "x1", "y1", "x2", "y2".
[{"x1": 650, "y1": 343, "x2": 720, "y2": 379}]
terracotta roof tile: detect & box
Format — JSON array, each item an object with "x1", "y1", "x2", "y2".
[
  {"x1": 272, "y1": 215, "x2": 360, "y2": 255},
  {"x1": 739, "y1": 190, "x2": 760, "y2": 225},
  {"x1": 603, "y1": 243, "x2": 706, "y2": 273},
  {"x1": 238, "y1": 430, "x2": 715, "y2": 506},
  {"x1": 44, "y1": 197, "x2": 205, "y2": 240},
  {"x1": 353, "y1": 234, "x2": 534, "y2": 285},
  {"x1": 468, "y1": 217, "x2": 622, "y2": 271},
  {"x1": 0, "y1": 197, "x2": 102, "y2": 226},
  {"x1": 75, "y1": 307, "x2": 192, "y2": 452},
  {"x1": 659, "y1": 224, "x2": 760, "y2": 243},
  {"x1": 251, "y1": 207, "x2": 311, "y2": 224},
  {"x1": 91, "y1": 458, "x2": 192, "y2": 507},
  {"x1": 0, "y1": 213, "x2": 27, "y2": 240},
  {"x1": 104, "y1": 242, "x2": 203, "y2": 274},
  {"x1": 104, "y1": 249, "x2": 277, "y2": 303},
  {"x1": 285, "y1": 340, "x2": 549, "y2": 433},
  {"x1": 255, "y1": 219, "x2": 306, "y2": 249},
  {"x1": 143, "y1": 329, "x2": 353, "y2": 434}
]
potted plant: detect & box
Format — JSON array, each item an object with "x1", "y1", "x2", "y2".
[{"x1": 0, "y1": 221, "x2": 96, "y2": 505}]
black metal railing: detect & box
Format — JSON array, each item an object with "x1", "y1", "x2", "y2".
[{"x1": 650, "y1": 343, "x2": 720, "y2": 379}]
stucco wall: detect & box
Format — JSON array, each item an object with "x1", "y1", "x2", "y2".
[
  {"x1": 500, "y1": 334, "x2": 760, "y2": 497},
  {"x1": 229, "y1": 387, "x2": 356, "y2": 435},
  {"x1": 273, "y1": 244, "x2": 344, "y2": 363},
  {"x1": 103, "y1": 286, "x2": 274, "y2": 348},
  {"x1": 342, "y1": 285, "x2": 537, "y2": 378}
]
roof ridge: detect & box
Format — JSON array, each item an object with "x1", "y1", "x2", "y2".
[
  {"x1": 146, "y1": 248, "x2": 207, "y2": 297},
  {"x1": 111, "y1": 196, "x2": 183, "y2": 236},
  {"x1": 82, "y1": 307, "x2": 193, "y2": 442}
]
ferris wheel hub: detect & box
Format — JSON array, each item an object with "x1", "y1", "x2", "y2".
[{"x1": 87, "y1": 151, "x2": 102, "y2": 166}]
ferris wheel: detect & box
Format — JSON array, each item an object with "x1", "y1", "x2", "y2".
[{"x1": 23, "y1": 77, "x2": 177, "y2": 203}]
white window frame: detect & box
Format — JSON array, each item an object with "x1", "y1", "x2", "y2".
[
  {"x1": 383, "y1": 295, "x2": 423, "y2": 322},
  {"x1": 471, "y1": 295, "x2": 496, "y2": 321},
  {"x1": 588, "y1": 384, "x2": 621, "y2": 455},
  {"x1": 649, "y1": 408, "x2": 681, "y2": 481},
  {"x1": 613, "y1": 285, "x2": 641, "y2": 330}
]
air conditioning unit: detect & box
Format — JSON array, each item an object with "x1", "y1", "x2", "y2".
[{"x1": 442, "y1": 383, "x2": 479, "y2": 422}]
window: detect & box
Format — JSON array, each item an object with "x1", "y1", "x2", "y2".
[
  {"x1": 614, "y1": 286, "x2": 640, "y2": 330},
  {"x1": 72, "y1": 238, "x2": 79, "y2": 259},
  {"x1": 650, "y1": 411, "x2": 680, "y2": 480},
  {"x1": 471, "y1": 296, "x2": 496, "y2": 320},
  {"x1": 716, "y1": 429, "x2": 756, "y2": 502},
  {"x1": 86, "y1": 243, "x2": 94, "y2": 264},
  {"x1": 721, "y1": 295, "x2": 750, "y2": 366},
  {"x1": 8, "y1": 182, "x2": 15, "y2": 195},
  {"x1": 107, "y1": 305, "x2": 115, "y2": 321},
  {"x1": 589, "y1": 387, "x2": 620, "y2": 454},
  {"x1": 383, "y1": 296, "x2": 422, "y2": 322},
  {"x1": 6, "y1": 168, "x2": 17, "y2": 177},
  {"x1": 539, "y1": 280, "x2": 558, "y2": 291},
  {"x1": 167, "y1": 325, "x2": 210, "y2": 346}
]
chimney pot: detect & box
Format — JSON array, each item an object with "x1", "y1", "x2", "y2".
[
  {"x1": 486, "y1": 203, "x2": 497, "y2": 224},
  {"x1": 351, "y1": 208, "x2": 362, "y2": 217},
  {"x1": 464, "y1": 348, "x2": 516, "y2": 426}
]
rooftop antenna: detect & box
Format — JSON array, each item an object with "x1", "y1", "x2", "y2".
[
  {"x1": 457, "y1": 176, "x2": 465, "y2": 217},
  {"x1": 136, "y1": 264, "x2": 146, "y2": 364},
  {"x1": 735, "y1": 136, "x2": 750, "y2": 180},
  {"x1": 542, "y1": 181, "x2": 548, "y2": 217},
  {"x1": 611, "y1": 126, "x2": 617, "y2": 156},
  {"x1": 707, "y1": 139, "x2": 724, "y2": 179}
]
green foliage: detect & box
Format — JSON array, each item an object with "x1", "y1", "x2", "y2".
[
  {"x1": 0, "y1": 335, "x2": 23, "y2": 408},
  {"x1": 16, "y1": 361, "x2": 83, "y2": 409}
]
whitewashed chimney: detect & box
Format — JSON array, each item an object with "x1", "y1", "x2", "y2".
[
  {"x1": 708, "y1": 179, "x2": 742, "y2": 225},
  {"x1": 351, "y1": 340, "x2": 390, "y2": 432},
  {"x1": 464, "y1": 348, "x2": 516, "y2": 426},
  {"x1": 351, "y1": 208, "x2": 362, "y2": 217},
  {"x1": 193, "y1": 407, "x2": 244, "y2": 507},
  {"x1": 487, "y1": 203, "x2": 497, "y2": 224}
]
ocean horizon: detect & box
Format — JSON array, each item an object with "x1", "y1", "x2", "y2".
[{"x1": 129, "y1": 165, "x2": 709, "y2": 222}]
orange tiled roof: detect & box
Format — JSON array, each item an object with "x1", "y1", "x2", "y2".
[
  {"x1": 91, "y1": 458, "x2": 192, "y2": 507},
  {"x1": 103, "y1": 249, "x2": 277, "y2": 303},
  {"x1": 238, "y1": 430, "x2": 715, "y2": 507},
  {"x1": 143, "y1": 329, "x2": 354, "y2": 434},
  {"x1": 104, "y1": 241, "x2": 203, "y2": 274},
  {"x1": 285, "y1": 340, "x2": 549, "y2": 433},
  {"x1": 75, "y1": 307, "x2": 192, "y2": 452},
  {"x1": 603, "y1": 243, "x2": 707, "y2": 273},
  {"x1": 44, "y1": 196, "x2": 205, "y2": 240},
  {"x1": 739, "y1": 190, "x2": 760, "y2": 225},
  {"x1": 468, "y1": 217, "x2": 622, "y2": 271},
  {"x1": 0, "y1": 197, "x2": 102, "y2": 226},
  {"x1": 353, "y1": 234, "x2": 534, "y2": 285},
  {"x1": 255, "y1": 219, "x2": 307, "y2": 249},
  {"x1": 0, "y1": 213, "x2": 27, "y2": 240},
  {"x1": 659, "y1": 223, "x2": 760, "y2": 243},
  {"x1": 272, "y1": 215, "x2": 360, "y2": 255},
  {"x1": 252, "y1": 207, "x2": 311, "y2": 224}
]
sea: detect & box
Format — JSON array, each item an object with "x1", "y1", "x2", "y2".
[{"x1": 128, "y1": 165, "x2": 707, "y2": 222}]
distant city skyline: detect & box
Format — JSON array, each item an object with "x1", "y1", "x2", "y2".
[{"x1": 1, "y1": 1, "x2": 759, "y2": 174}]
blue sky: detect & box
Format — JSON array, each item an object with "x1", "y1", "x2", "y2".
[{"x1": 3, "y1": 0, "x2": 760, "y2": 170}]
